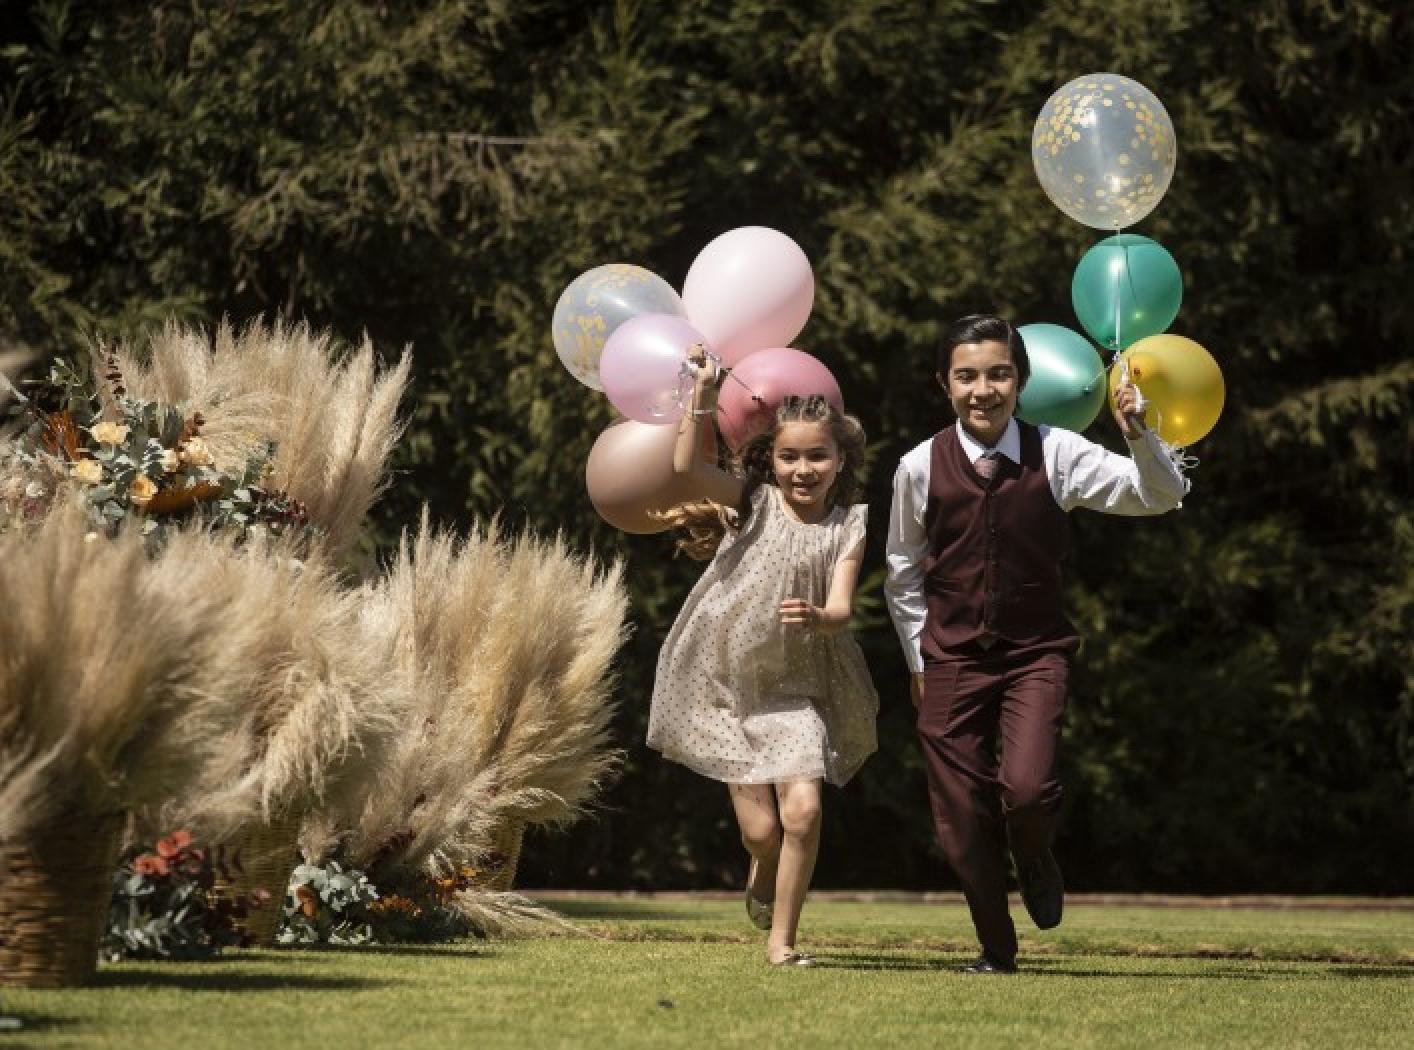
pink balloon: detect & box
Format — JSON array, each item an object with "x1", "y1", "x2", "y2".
[
  {"x1": 585, "y1": 418, "x2": 723, "y2": 534},
  {"x1": 681, "y1": 227, "x2": 815, "y2": 366},
  {"x1": 715, "y1": 347, "x2": 844, "y2": 453},
  {"x1": 599, "y1": 314, "x2": 706, "y2": 424}
]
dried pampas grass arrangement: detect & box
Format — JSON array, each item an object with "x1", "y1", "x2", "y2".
[
  {"x1": 137, "y1": 530, "x2": 409, "y2": 943},
  {"x1": 0, "y1": 505, "x2": 249, "y2": 986},
  {"x1": 109, "y1": 319, "x2": 410, "y2": 558},
  {"x1": 303, "y1": 516, "x2": 628, "y2": 933}
]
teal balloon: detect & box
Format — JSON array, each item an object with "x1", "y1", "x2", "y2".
[
  {"x1": 1016, "y1": 323, "x2": 1107, "y2": 433},
  {"x1": 1071, "y1": 234, "x2": 1182, "y2": 350}
]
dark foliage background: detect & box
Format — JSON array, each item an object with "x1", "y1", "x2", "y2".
[{"x1": 2, "y1": 0, "x2": 1409, "y2": 892}]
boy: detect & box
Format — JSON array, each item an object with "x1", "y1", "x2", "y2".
[{"x1": 885, "y1": 314, "x2": 1188, "y2": 973}]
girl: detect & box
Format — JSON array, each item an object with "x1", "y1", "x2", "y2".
[{"x1": 647, "y1": 348, "x2": 879, "y2": 967}]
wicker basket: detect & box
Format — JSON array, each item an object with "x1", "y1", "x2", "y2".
[
  {"x1": 0, "y1": 812, "x2": 124, "y2": 988},
  {"x1": 468, "y1": 820, "x2": 525, "y2": 892},
  {"x1": 213, "y1": 815, "x2": 303, "y2": 946}
]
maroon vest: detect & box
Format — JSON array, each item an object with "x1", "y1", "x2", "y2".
[{"x1": 922, "y1": 423, "x2": 1077, "y2": 657}]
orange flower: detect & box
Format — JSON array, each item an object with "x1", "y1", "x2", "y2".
[
  {"x1": 295, "y1": 884, "x2": 321, "y2": 919},
  {"x1": 133, "y1": 854, "x2": 169, "y2": 877},
  {"x1": 129, "y1": 475, "x2": 157, "y2": 505},
  {"x1": 369, "y1": 895, "x2": 421, "y2": 919}
]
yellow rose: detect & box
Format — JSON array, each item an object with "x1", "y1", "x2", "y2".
[
  {"x1": 159, "y1": 448, "x2": 181, "y2": 473},
  {"x1": 129, "y1": 475, "x2": 158, "y2": 505},
  {"x1": 179, "y1": 437, "x2": 213, "y2": 467},
  {"x1": 71, "y1": 459, "x2": 104, "y2": 485},
  {"x1": 91, "y1": 421, "x2": 130, "y2": 445}
]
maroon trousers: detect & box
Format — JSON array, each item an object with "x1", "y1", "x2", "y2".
[{"x1": 917, "y1": 647, "x2": 1070, "y2": 965}]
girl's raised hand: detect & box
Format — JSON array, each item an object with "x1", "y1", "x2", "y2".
[
  {"x1": 778, "y1": 598, "x2": 820, "y2": 629},
  {"x1": 685, "y1": 343, "x2": 717, "y2": 387}
]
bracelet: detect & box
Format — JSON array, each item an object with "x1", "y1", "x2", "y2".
[{"x1": 688, "y1": 406, "x2": 716, "y2": 417}]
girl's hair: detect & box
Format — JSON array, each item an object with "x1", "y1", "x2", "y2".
[
  {"x1": 660, "y1": 395, "x2": 866, "y2": 561},
  {"x1": 936, "y1": 314, "x2": 1031, "y2": 389}
]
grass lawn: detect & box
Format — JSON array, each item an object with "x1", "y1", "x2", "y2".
[{"x1": 2, "y1": 897, "x2": 1410, "y2": 1049}]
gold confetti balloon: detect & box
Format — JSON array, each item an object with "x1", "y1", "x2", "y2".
[
  {"x1": 551, "y1": 264, "x2": 686, "y2": 390},
  {"x1": 1032, "y1": 73, "x2": 1177, "y2": 230}
]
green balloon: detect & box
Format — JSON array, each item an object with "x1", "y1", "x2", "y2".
[
  {"x1": 1071, "y1": 234, "x2": 1182, "y2": 350},
  {"x1": 1016, "y1": 323, "x2": 1108, "y2": 433}
]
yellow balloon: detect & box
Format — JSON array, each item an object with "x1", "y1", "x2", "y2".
[{"x1": 1109, "y1": 334, "x2": 1225, "y2": 446}]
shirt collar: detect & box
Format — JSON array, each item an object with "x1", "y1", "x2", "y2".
[{"x1": 955, "y1": 417, "x2": 1021, "y2": 464}]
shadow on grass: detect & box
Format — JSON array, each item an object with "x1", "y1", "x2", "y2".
[
  {"x1": 1326, "y1": 966, "x2": 1414, "y2": 980},
  {"x1": 92, "y1": 971, "x2": 392, "y2": 991},
  {"x1": 0, "y1": 1013, "x2": 77, "y2": 1040},
  {"x1": 276, "y1": 944, "x2": 494, "y2": 959},
  {"x1": 813, "y1": 952, "x2": 1412, "y2": 981},
  {"x1": 550, "y1": 902, "x2": 721, "y2": 923}
]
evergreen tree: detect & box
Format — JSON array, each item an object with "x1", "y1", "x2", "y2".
[{"x1": 1, "y1": 0, "x2": 1408, "y2": 890}]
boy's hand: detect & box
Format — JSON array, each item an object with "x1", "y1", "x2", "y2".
[{"x1": 1112, "y1": 379, "x2": 1147, "y2": 441}]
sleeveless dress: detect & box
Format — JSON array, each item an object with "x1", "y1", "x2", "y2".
[{"x1": 648, "y1": 485, "x2": 879, "y2": 786}]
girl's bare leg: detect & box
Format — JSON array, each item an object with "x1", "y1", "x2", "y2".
[
  {"x1": 768, "y1": 778, "x2": 823, "y2": 961},
  {"x1": 729, "y1": 783, "x2": 782, "y2": 910}
]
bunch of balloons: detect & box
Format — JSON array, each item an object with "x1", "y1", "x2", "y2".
[
  {"x1": 552, "y1": 227, "x2": 844, "y2": 533},
  {"x1": 1019, "y1": 73, "x2": 1224, "y2": 447}
]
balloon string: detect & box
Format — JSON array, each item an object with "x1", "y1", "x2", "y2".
[
  {"x1": 1110, "y1": 227, "x2": 1148, "y2": 418},
  {"x1": 723, "y1": 368, "x2": 766, "y2": 405},
  {"x1": 1112, "y1": 225, "x2": 1124, "y2": 355},
  {"x1": 673, "y1": 350, "x2": 767, "y2": 412}
]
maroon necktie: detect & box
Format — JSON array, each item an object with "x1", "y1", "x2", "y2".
[{"x1": 976, "y1": 450, "x2": 1001, "y2": 648}]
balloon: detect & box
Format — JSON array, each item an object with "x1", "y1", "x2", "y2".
[
  {"x1": 681, "y1": 227, "x2": 814, "y2": 366},
  {"x1": 1109, "y1": 334, "x2": 1224, "y2": 446},
  {"x1": 715, "y1": 347, "x2": 844, "y2": 453},
  {"x1": 1032, "y1": 73, "x2": 1177, "y2": 230},
  {"x1": 1071, "y1": 234, "x2": 1182, "y2": 350},
  {"x1": 585, "y1": 418, "x2": 725, "y2": 534},
  {"x1": 599, "y1": 314, "x2": 707, "y2": 424},
  {"x1": 1015, "y1": 324, "x2": 1108, "y2": 433},
  {"x1": 551, "y1": 264, "x2": 686, "y2": 390}
]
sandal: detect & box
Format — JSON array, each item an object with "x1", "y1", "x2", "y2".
[
  {"x1": 745, "y1": 858, "x2": 774, "y2": 931},
  {"x1": 769, "y1": 950, "x2": 816, "y2": 968}
]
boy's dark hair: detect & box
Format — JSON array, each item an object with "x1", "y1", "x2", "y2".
[{"x1": 936, "y1": 314, "x2": 1031, "y2": 390}]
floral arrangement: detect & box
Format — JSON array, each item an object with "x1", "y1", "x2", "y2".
[
  {"x1": 1, "y1": 355, "x2": 310, "y2": 547},
  {"x1": 277, "y1": 857, "x2": 492, "y2": 946},
  {"x1": 103, "y1": 830, "x2": 271, "y2": 962}
]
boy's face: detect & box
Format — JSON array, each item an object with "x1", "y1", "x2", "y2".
[{"x1": 937, "y1": 339, "x2": 1020, "y2": 447}]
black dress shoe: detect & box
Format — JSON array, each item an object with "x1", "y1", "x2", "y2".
[
  {"x1": 959, "y1": 953, "x2": 1018, "y2": 974},
  {"x1": 1017, "y1": 849, "x2": 1064, "y2": 930}
]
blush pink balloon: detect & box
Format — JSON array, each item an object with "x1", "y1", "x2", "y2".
[
  {"x1": 599, "y1": 313, "x2": 708, "y2": 424},
  {"x1": 585, "y1": 418, "x2": 725, "y2": 534},
  {"x1": 681, "y1": 227, "x2": 815, "y2": 366},
  {"x1": 715, "y1": 347, "x2": 844, "y2": 453}
]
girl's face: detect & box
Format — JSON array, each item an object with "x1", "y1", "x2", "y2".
[
  {"x1": 939, "y1": 338, "x2": 1020, "y2": 446},
  {"x1": 772, "y1": 421, "x2": 842, "y2": 516}
]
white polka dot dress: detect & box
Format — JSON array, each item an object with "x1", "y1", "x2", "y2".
[{"x1": 648, "y1": 485, "x2": 879, "y2": 786}]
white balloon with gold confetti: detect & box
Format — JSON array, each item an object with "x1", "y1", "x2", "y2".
[
  {"x1": 551, "y1": 264, "x2": 687, "y2": 390},
  {"x1": 1032, "y1": 73, "x2": 1177, "y2": 230}
]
